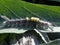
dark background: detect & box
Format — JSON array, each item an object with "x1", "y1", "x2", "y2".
[{"x1": 23, "y1": 0, "x2": 60, "y2": 6}]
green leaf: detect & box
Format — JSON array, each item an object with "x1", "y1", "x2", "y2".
[{"x1": 0, "y1": 0, "x2": 60, "y2": 24}]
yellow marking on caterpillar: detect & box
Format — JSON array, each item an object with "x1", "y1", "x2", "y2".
[
  {"x1": 30, "y1": 17, "x2": 39, "y2": 22},
  {"x1": 26, "y1": 17, "x2": 30, "y2": 21}
]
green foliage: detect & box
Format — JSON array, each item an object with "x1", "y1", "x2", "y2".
[
  {"x1": 0, "y1": 34, "x2": 8, "y2": 45},
  {"x1": 0, "y1": 0, "x2": 60, "y2": 21}
]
